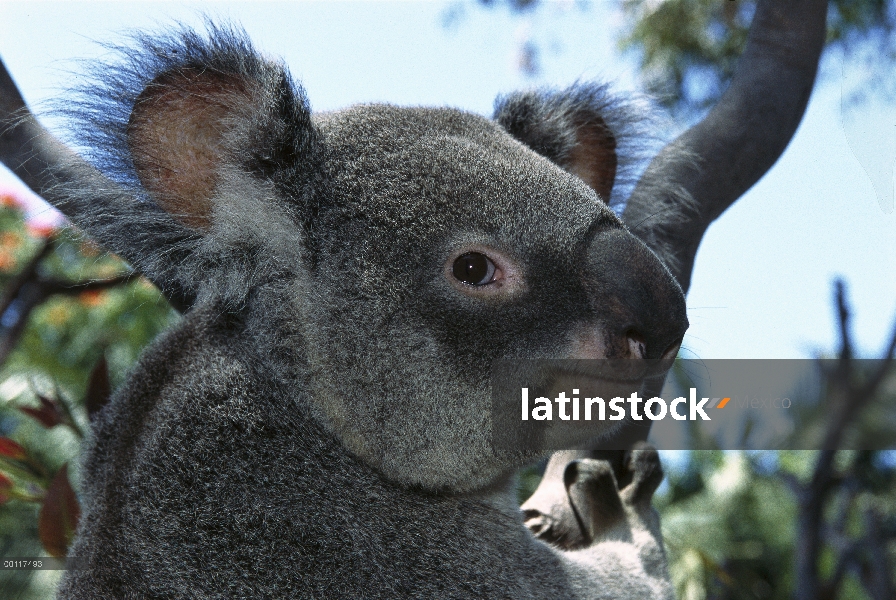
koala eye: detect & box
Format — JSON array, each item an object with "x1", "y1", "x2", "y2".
[{"x1": 452, "y1": 252, "x2": 496, "y2": 286}]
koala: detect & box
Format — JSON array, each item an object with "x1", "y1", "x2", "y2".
[
  {"x1": 0, "y1": 0, "x2": 827, "y2": 600},
  {"x1": 3, "y1": 24, "x2": 683, "y2": 598},
  {"x1": 0, "y1": 4, "x2": 831, "y2": 595}
]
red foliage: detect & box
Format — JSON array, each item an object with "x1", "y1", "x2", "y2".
[
  {"x1": 19, "y1": 395, "x2": 65, "y2": 428},
  {"x1": 26, "y1": 222, "x2": 57, "y2": 239},
  {"x1": 0, "y1": 437, "x2": 28, "y2": 461},
  {"x1": 85, "y1": 356, "x2": 112, "y2": 421},
  {"x1": 78, "y1": 289, "x2": 107, "y2": 307},
  {"x1": 38, "y1": 464, "x2": 81, "y2": 558},
  {"x1": 0, "y1": 472, "x2": 12, "y2": 504},
  {"x1": 0, "y1": 191, "x2": 22, "y2": 209}
]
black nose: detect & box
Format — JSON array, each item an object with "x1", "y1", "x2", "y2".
[{"x1": 584, "y1": 228, "x2": 688, "y2": 360}]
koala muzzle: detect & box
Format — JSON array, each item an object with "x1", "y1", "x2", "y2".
[{"x1": 578, "y1": 228, "x2": 688, "y2": 361}]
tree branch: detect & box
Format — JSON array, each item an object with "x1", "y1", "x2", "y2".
[
  {"x1": 593, "y1": 0, "x2": 831, "y2": 455},
  {"x1": 0, "y1": 58, "x2": 189, "y2": 312},
  {"x1": 794, "y1": 282, "x2": 896, "y2": 600},
  {"x1": 623, "y1": 0, "x2": 828, "y2": 294},
  {"x1": 0, "y1": 236, "x2": 53, "y2": 321},
  {"x1": 0, "y1": 235, "x2": 133, "y2": 367},
  {"x1": 44, "y1": 273, "x2": 134, "y2": 296}
]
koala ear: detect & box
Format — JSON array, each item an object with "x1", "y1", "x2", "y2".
[
  {"x1": 564, "y1": 118, "x2": 617, "y2": 202},
  {"x1": 127, "y1": 68, "x2": 251, "y2": 231},
  {"x1": 58, "y1": 26, "x2": 320, "y2": 309},
  {"x1": 493, "y1": 84, "x2": 624, "y2": 203}
]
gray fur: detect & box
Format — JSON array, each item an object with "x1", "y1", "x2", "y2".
[{"x1": 53, "y1": 24, "x2": 687, "y2": 598}]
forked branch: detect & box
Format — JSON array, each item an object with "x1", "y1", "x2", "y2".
[{"x1": 794, "y1": 282, "x2": 896, "y2": 600}]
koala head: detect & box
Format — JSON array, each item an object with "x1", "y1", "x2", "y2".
[{"x1": 63, "y1": 26, "x2": 687, "y2": 492}]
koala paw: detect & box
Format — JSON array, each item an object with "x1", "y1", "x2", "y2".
[{"x1": 521, "y1": 443, "x2": 663, "y2": 550}]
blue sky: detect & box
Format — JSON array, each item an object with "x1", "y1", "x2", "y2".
[{"x1": 1, "y1": 0, "x2": 894, "y2": 360}]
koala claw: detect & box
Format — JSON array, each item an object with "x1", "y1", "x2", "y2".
[
  {"x1": 564, "y1": 458, "x2": 627, "y2": 542},
  {"x1": 620, "y1": 443, "x2": 664, "y2": 507},
  {"x1": 521, "y1": 443, "x2": 664, "y2": 551}
]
